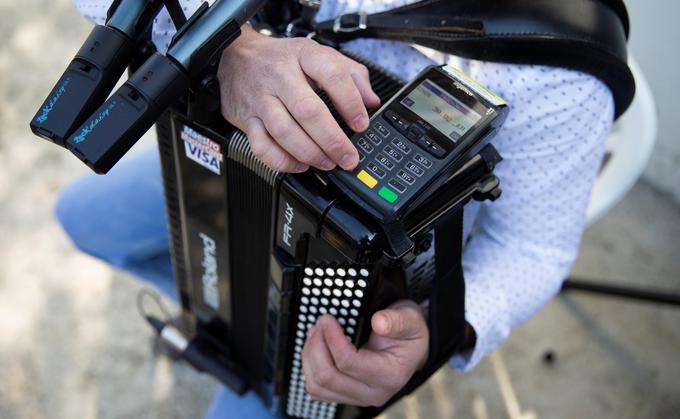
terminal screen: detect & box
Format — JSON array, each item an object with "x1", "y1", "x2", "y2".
[{"x1": 401, "y1": 79, "x2": 482, "y2": 141}]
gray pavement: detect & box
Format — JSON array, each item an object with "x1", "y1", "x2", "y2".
[{"x1": 1, "y1": 1, "x2": 679, "y2": 418}]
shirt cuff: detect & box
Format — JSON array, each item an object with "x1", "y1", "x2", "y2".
[{"x1": 448, "y1": 268, "x2": 511, "y2": 371}]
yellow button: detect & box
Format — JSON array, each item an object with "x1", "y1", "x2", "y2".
[{"x1": 357, "y1": 170, "x2": 378, "y2": 189}]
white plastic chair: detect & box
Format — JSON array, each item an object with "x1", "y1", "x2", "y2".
[
  {"x1": 585, "y1": 56, "x2": 658, "y2": 226},
  {"x1": 564, "y1": 60, "x2": 680, "y2": 305}
]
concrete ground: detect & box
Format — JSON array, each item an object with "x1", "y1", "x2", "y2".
[{"x1": 1, "y1": 1, "x2": 679, "y2": 418}]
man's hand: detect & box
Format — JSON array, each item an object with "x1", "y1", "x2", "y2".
[
  {"x1": 217, "y1": 25, "x2": 381, "y2": 173},
  {"x1": 301, "y1": 300, "x2": 429, "y2": 407}
]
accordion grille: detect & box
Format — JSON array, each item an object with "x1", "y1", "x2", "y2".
[
  {"x1": 227, "y1": 130, "x2": 279, "y2": 184},
  {"x1": 286, "y1": 264, "x2": 372, "y2": 419}
]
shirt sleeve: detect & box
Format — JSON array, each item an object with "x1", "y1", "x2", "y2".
[
  {"x1": 336, "y1": 35, "x2": 615, "y2": 370},
  {"x1": 70, "y1": 0, "x2": 210, "y2": 53},
  {"x1": 449, "y1": 63, "x2": 614, "y2": 371}
]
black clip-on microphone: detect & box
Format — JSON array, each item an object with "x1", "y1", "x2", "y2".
[
  {"x1": 29, "y1": 0, "x2": 176, "y2": 146},
  {"x1": 63, "y1": 0, "x2": 266, "y2": 174}
]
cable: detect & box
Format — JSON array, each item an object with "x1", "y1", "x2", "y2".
[{"x1": 136, "y1": 287, "x2": 172, "y2": 325}]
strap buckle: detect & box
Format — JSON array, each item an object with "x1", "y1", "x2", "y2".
[{"x1": 333, "y1": 11, "x2": 368, "y2": 33}]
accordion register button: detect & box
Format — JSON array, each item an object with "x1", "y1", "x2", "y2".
[{"x1": 357, "y1": 169, "x2": 378, "y2": 189}]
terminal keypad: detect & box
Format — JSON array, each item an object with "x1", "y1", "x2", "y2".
[{"x1": 348, "y1": 114, "x2": 448, "y2": 205}]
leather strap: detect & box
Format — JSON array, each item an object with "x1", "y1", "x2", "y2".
[
  {"x1": 357, "y1": 207, "x2": 467, "y2": 418},
  {"x1": 315, "y1": 0, "x2": 635, "y2": 119}
]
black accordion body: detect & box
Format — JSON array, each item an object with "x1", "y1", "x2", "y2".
[{"x1": 155, "y1": 54, "x2": 503, "y2": 418}]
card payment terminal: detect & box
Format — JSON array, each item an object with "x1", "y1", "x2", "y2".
[{"x1": 328, "y1": 65, "x2": 508, "y2": 221}]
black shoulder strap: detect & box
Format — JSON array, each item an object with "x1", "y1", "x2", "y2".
[
  {"x1": 314, "y1": 0, "x2": 635, "y2": 119},
  {"x1": 356, "y1": 207, "x2": 468, "y2": 418}
]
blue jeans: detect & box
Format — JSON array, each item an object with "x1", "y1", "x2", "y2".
[{"x1": 56, "y1": 145, "x2": 274, "y2": 419}]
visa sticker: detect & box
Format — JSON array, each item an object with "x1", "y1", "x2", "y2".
[{"x1": 181, "y1": 125, "x2": 223, "y2": 175}]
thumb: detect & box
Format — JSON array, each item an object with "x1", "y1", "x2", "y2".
[{"x1": 371, "y1": 300, "x2": 426, "y2": 340}]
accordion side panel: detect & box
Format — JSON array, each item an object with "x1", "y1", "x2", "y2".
[
  {"x1": 155, "y1": 110, "x2": 191, "y2": 308},
  {"x1": 170, "y1": 117, "x2": 232, "y2": 325}
]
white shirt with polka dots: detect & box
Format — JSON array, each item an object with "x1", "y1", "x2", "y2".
[{"x1": 70, "y1": 0, "x2": 614, "y2": 371}]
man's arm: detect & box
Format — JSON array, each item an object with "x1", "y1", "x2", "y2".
[
  {"x1": 217, "y1": 25, "x2": 380, "y2": 172},
  {"x1": 450, "y1": 63, "x2": 614, "y2": 370}
]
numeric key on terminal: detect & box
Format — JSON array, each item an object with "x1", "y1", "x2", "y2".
[
  {"x1": 397, "y1": 170, "x2": 416, "y2": 185},
  {"x1": 374, "y1": 121, "x2": 391, "y2": 137},
  {"x1": 367, "y1": 162, "x2": 386, "y2": 179},
  {"x1": 383, "y1": 145, "x2": 403, "y2": 162},
  {"x1": 405, "y1": 161, "x2": 425, "y2": 177},
  {"x1": 358, "y1": 152, "x2": 365, "y2": 162},
  {"x1": 413, "y1": 153, "x2": 432, "y2": 168},
  {"x1": 366, "y1": 131, "x2": 382, "y2": 145},
  {"x1": 357, "y1": 137, "x2": 374, "y2": 153},
  {"x1": 388, "y1": 179, "x2": 407, "y2": 193},
  {"x1": 375, "y1": 154, "x2": 395, "y2": 170},
  {"x1": 391, "y1": 138, "x2": 412, "y2": 154}
]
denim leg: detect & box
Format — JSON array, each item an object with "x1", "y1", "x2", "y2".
[
  {"x1": 55, "y1": 144, "x2": 276, "y2": 418},
  {"x1": 204, "y1": 388, "x2": 275, "y2": 419},
  {"x1": 55, "y1": 144, "x2": 176, "y2": 299}
]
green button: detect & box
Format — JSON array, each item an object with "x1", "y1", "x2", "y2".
[{"x1": 378, "y1": 186, "x2": 399, "y2": 203}]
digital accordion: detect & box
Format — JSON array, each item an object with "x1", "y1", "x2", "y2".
[{"x1": 154, "y1": 51, "x2": 503, "y2": 419}]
